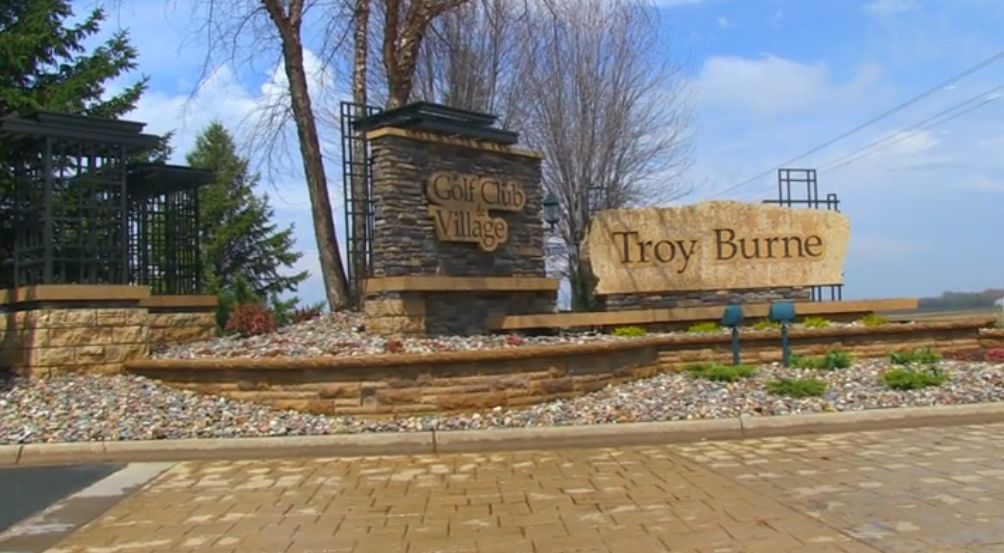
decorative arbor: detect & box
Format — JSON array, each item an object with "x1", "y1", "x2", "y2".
[{"x1": 0, "y1": 111, "x2": 214, "y2": 294}]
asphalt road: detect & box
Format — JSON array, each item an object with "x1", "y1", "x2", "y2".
[{"x1": 0, "y1": 463, "x2": 123, "y2": 535}]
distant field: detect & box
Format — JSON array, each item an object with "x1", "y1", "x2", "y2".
[{"x1": 883, "y1": 307, "x2": 1002, "y2": 323}]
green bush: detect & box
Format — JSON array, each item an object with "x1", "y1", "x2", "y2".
[
  {"x1": 881, "y1": 367, "x2": 948, "y2": 390},
  {"x1": 612, "y1": 326, "x2": 648, "y2": 337},
  {"x1": 752, "y1": 318, "x2": 782, "y2": 331},
  {"x1": 791, "y1": 348, "x2": 853, "y2": 370},
  {"x1": 889, "y1": 346, "x2": 940, "y2": 366},
  {"x1": 687, "y1": 321, "x2": 721, "y2": 334},
  {"x1": 859, "y1": 313, "x2": 888, "y2": 327},
  {"x1": 685, "y1": 362, "x2": 756, "y2": 382},
  {"x1": 802, "y1": 316, "x2": 831, "y2": 328},
  {"x1": 767, "y1": 377, "x2": 828, "y2": 398}
]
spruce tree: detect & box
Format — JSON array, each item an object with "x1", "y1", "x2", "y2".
[
  {"x1": 0, "y1": 0, "x2": 146, "y2": 118},
  {"x1": 185, "y1": 121, "x2": 309, "y2": 327}
]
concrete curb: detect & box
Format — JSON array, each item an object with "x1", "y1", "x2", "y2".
[
  {"x1": 433, "y1": 418, "x2": 744, "y2": 453},
  {"x1": 4, "y1": 403, "x2": 1004, "y2": 466}
]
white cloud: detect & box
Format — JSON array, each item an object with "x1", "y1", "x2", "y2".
[
  {"x1": 694, "y1": 55, "x2": 883, "y2": 117},
  {"x1": 717, "y1": 16, "x2": 731, "y2": 29}
]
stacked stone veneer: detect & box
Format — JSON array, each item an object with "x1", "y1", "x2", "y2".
[
  {"x1": 0, "y1": 286, "x2": 217, "y2": 377},
  {"x1": 600, "y1": 286, "x2": 813, "y2": 312},
  {"x1": 363, "y1": 128, "x2": 556, "y2": 336}
]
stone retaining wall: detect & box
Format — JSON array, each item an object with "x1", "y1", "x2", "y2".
[{"x1": 125, "y1": 320, "x2": 992, "y2": 417}]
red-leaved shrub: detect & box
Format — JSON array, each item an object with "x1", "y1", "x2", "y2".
[
  {"x1": 985, "y1": 349, "x2": 1004, "y2": 364},
  {"x1": 292, "y1": 306, "x2": 322, "y2": 324},
  {"x1": 384, "y1": 339, "x2": 405, "y2": 354},
  {"x1": 505, "y1": 334, "x2": 524, "y2": 346},
  {"x1": 225, "y1": 302, "x2": 277, "y2": 337}
]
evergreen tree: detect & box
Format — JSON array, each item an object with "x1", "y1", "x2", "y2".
[
  {"x1": 0, "y1": 0, "x2": 146, "y2": 118},
  {"x1": 185, "y1": 121, "x2": 309, "y2": 327}
]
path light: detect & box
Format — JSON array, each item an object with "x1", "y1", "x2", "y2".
[
  {"x1": 768, "y1": 301, "x2": 797, "y2": 367},
  {"x1": 720, "y1": 304, "x2": 745, "y2": 366},
  {"x1": 542, "y1": 191, "x2": 560, "y2": 231}
]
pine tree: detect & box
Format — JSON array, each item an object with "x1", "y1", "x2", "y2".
[{"x1": 185, "y1": 121, "x2": 309, "y2": 327}]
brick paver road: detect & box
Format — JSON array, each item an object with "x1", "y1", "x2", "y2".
[{"x1": 35, "y1": 423, "x2": 1004, "y2": 553}]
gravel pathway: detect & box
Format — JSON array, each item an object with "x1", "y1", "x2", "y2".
[
  {"x1": 151, "y1": 312, "x2": 868, "y2": 359},
  {"x1": 3, "y1": 359, "x2": 1003, "y2": 444}
]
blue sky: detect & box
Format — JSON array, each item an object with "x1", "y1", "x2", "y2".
[{"x1": 79, "y1": 0, "x2": 1004, "y2": 305}]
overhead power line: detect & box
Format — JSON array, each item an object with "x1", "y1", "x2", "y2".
[
  {"x1": 817, "y1": 83, "x2": 1004, "y2": 174},
  {"x1": 706, "y1": 48, "x2": 1004, "y2": 199}
]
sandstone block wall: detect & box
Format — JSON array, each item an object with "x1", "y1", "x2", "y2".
[
  {"x1": 147, "y1": 311, "x2": 216, "y2": 348},
  {"x1": 0, "y1": 286, "x2": 218, "y2": 376},
  {"x1": 1, "y1": 307, "x2": 149, "y2": 376}
]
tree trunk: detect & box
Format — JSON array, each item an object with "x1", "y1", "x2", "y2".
[
  {"x1": 349, "y1": 0, "x2": 371, "y2": 308},
  {"x1": 277, "y1": 31, "x2": 350, "y2": 310}
]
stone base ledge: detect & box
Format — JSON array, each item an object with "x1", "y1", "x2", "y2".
[
  {"x1": 490, "y1": 298, "x2": 921, "y2": 331},
  {"x1": 0, "y1": 285, "x2": 151, "y2": 306}
]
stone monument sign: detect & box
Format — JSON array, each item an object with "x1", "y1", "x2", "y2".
[
  {"x1": 586, "y1": 200, "x2": 850, "y2": 296},
  {"x1": 357, "y1": 103, "x2": 558, "y2": 336}
]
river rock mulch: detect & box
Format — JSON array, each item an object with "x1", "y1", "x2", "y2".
[
  {"x1": 3, "y1": 358, "x2": 1003, "y2": 444},
  {"x1": 150, "y1": 312, "x2": 870, "y2": 359}
]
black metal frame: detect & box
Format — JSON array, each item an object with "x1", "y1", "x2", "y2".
[
  {"x1": 0, "y1": 111, "x2": 213, "y2": 294},
  {"x1": 762, "y1": 168, "x2": 843, "y2": 302},
  {"x1": 339, "y1": 101, "x2": 382, "y2": 309},
  {"x1": 127, "y1": 163, "x2": 214, "y2": 295}
]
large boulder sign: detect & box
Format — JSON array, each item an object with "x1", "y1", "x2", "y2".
[
  {"x1": 426, "y1": 171, "x2": 526, "y2": 252},
  {"x1": 585, "y1": 200, "x2": 851, "y2": 295}
]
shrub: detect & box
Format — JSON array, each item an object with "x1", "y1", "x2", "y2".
[
  {"x1": 752, "y1": 319, "x2": 782, "y2": 331},
  {"x1": 612, "y1": 326, "x2": 648, "y2": 337},
  {"x1": 791, "y1": 348, "x2": 853, "y2": 370},
  {"x1": 889, "y1": 346, "x2": 940, "y2": 366},
  {"x1": 859, "y1": 313, "x2": 887, "y2": 327},
  {"x1": 686, "y1": 362, "x2": 756, "y2": 382},
  {"x1": 767, "y1": 377, "x2": 827, "y2": 398},
  {"x1": 224, "y1": 302, "x2": 277, "y2": 337},
  {"x1": 985, "y1": 349, "x2": 1004, "y2": 364},
  {"x1": 881, "y1": 367, "x2": 948, "y2": 390},
  {"x1": 292, "y1": 305, "x2": 323, "y2": 324},
  {"x1": 802, "y1": 316, "x2": 831, "y2": 328},
  {"x1": 687, "y1": 321, "x2": 721, "y2": 334}
]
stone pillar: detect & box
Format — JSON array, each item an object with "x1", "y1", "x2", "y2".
[
  {"x1": 0, "y1": 285, "x2": 219, "y2": 377},
  {"x1": 362, "y1": 126, "x2": 558, "y2": 336},
  {"x1": 0, "y1": 285, "x2": 151, "y2": 376}
]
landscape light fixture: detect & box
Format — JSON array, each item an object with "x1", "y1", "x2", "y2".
[
  {"x1": 719, "y1": 304, "x2": 745, "y2": 365},
  {"x1": 768, "y1": 301, "x2": 797, "y2": 367},
  {"x1": 542, "y1": 191, "x2": 560, "y2": 231}
]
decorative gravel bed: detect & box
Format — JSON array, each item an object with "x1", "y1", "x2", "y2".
[
  {"x1": 151, "y1": 312, "x2": 868, "y2": 359},
  {"x1": 3, "y1": 359, "x2": 1003, "y2": 444}
]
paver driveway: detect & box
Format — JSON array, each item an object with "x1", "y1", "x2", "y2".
[{"x1": 25, "y1": 423, "x2": 1004, "y2": 553}]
